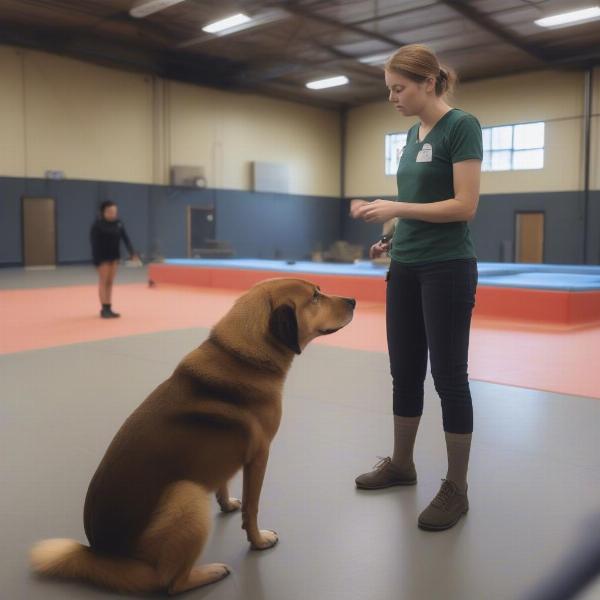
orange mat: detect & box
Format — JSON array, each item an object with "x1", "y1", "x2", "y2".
[
  {"x1": 149, "y1": 263, "x2": 600, "y2": 327},
  {"x1": 475, "y1": 285, "x2": 600, "y2": 327},
  {"x1": 1, "y1": 283, "x2": 599, "y2": 400},
  {"x1": 149, "y1": 263, "x2": 387, "y2": 302}
]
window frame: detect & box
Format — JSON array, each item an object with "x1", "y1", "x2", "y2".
[{"x1": 482, "y1": 122, "x2": 545, "y2": 172}]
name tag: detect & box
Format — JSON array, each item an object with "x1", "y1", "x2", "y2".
[{"x1": 416, "y1": 143, "x2": 433, "y2": 163}]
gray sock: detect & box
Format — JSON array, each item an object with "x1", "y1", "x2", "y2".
[
  {"x1": 392, "y1": 415, "x2": 421, "y2": 468},
  {"x1": 445, "y1": 432, "x2": 472, "y2": 493}
]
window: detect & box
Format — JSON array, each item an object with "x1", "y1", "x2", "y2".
[
  {"x1": 482, "y1": 122, "x2": 545, "y2": 172},
  {"x1": 385, "y1": 132, "x2": 408, "y2": 175}
]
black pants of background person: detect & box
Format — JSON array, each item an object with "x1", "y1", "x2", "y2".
[{"x1": 386, "y1": 257, "x2": 478, "y2": 434}]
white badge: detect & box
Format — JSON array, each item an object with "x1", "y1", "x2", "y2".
[{"x1": 416, "y1": 143, "x2": 433, "y2": 163}]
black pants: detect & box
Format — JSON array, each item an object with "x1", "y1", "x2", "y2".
[{"x1": 386, "y1": 258, "x2": 478, "y2": 434}]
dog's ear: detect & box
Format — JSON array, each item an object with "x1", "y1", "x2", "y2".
[{"x1": 269, "y1": 304, "x2": 301, "y2": 354}]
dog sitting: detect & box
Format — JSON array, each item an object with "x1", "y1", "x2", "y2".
[{"x1": 30, "y1": 278, "x2": 355, "y2": 595}]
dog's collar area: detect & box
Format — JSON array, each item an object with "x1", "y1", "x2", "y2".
[
  {"x1": 208, "y1": 334, "x2": 286, "y2": 375},
  {"x1": 318, "y1": 328, "x2": 340, "y2": 336}
]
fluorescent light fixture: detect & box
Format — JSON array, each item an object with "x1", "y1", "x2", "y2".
[
  {"x1": 178, "y1": 8, "x2": 285, "y2": 47},
  {"x1": 202, "y1": 13, "x2": 252, "y2": 33},
  {"x1": 130, "y1": 0, "x2": 186, "y2": 18},
  {"x1": 358, "y1": 52, "x2": 391, "y2": 65},
  {"x1": 534, "y1": 6, "x2": 600, "y2": 28},
  {"x1": 306, "y1": 75, "x2": 349, "y2": 90}
]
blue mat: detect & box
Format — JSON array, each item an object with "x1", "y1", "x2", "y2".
[{"x1": 164, "y1": 259, "x2": 600, "y2": 292}]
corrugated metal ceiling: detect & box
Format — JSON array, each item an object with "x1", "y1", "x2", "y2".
[{"x1": 0, "y1": 0, "x2": 598, "y2": 108}]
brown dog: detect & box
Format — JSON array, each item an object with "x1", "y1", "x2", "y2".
[{"x1": 30, "y1": 278, "x2": 355, "y2": 595}]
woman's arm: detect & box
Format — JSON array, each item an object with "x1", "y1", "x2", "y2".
[
  {"x1": 382, "y1": 217, "x2": 397, "y2": 238},
  {"x1": 90, "y1": 222, "x2": 101, "y2": 263},
  {"x1": 353, "y1": 159, "x2": 481, "y2": 224},
  {"x1": 119, "y1": 223, "x2": 135, "y2": 257}
]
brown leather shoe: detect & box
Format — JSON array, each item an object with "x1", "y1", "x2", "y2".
[
  {"x1": 355, "y1": 457, "x2": 417, "y2": 490},
  {"x1": 418, "y1": 479, "x2": 469, "y2": 531}
]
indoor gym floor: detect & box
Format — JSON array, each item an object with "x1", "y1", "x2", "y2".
[{"x1": 1, "y1": 265, "x2": 600, "y2": 600}]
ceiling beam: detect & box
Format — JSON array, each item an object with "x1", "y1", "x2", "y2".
[
  {"x1": 348, "y1": 1, "x2": 439, "y2": 28},
  {"x1": 0, "y1": 21, "x2": 242, "y2": 85},
  {"x1": 235, "y1": 38, "x2": 384, "y2": 86},
  {"x1": 281, "y1": 0, "x2": 404, "y2": 49},
  {"x1": 309, "y1": 41, "x2": 385, "y2": 79},
  {"x1": 438, "y1": 0, "x2": 549, "y2": 63},
  {"x1": 550, "y1": 47, "x2": 600, "y2": 68}
]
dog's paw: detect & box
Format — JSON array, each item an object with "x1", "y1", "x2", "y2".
[
  {"x1": 220, "y1": 498, "x2": 242, "y2": 513},
  {"x1": 168, "y1": 563, "x2": 230, "y2": 594},
  {"x1": 250, "y1": 530, "x2": 279, "y2": 551}
]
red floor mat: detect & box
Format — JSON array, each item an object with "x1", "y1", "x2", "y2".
[{"x1": 1, "y1": 283, "x2": 599, "y2": 399}]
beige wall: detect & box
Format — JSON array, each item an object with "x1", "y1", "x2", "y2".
[
  {"x1": 167, "y1": 82, "x2": 340, "y2": 196},
  {"x1": 591, "y1": 67, "x2": 600, "y2": 191},
  {"x1": 346, "y1": 69, "x2": 596, "y2": 197},
  {"x1": 1, "y1": 43, "x2": 596, "y2": 197},
  {"x1": 0, "y1": 45, "x2": 340, "y2": 196},
  {"x1": 24, "y1": 49, "x2": 154, "y2": 184},
  {"x1": 0, "y1": 46, "x2": 154, "y2": 183},
  {"x1": 0, "y1": 47, "x2": 26, "y2": 176}
]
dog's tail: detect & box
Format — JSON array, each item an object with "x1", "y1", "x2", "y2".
[{"x1": 30, "y1": 538, "x2": 159, "y2": 593}]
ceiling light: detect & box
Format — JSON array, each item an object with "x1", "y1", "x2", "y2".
[
  {"x1": 358, "y1": 52, "x2": 391, "y2": 65},
  {"x1": 129, "y1": 0, "x2": 186, "y2": 18},
  {"x1": 534, "y1": 6, "x2": 600, "y2": 28},
  {"x1": 202, "y1": 13, "x2": 252, "y2": 34},
  {"x1": 306, "y1": 76, "x2": 349, "y2": 90},
  {"x1": 178, "y1": 8, "x2": 285, "y2": 47}
]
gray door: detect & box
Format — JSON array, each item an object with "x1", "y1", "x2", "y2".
[
  {"x1": 187, "y1": 207, "x2": 215, "y2": 257},
  {"x1": 22, "y1": 197, "x2": 56, "y2": 267}
]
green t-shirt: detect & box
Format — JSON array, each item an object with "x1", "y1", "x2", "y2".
[{"x1": 391, "y1": 108, "x2": 483, "y2": 264}]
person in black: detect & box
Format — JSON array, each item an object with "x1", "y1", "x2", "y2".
[{"x1": 90, "y1": 201, "x2": 137, "y2": 319}]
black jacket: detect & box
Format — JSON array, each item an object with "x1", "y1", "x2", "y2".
[{"x1": 90, "y1": 219, "x2": 134, "y2": 266}]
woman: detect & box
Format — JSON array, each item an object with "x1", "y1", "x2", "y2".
[
  {"x1": 90, "y1": 201, "x2": 137, "y2": 319},
  {"x1": 351, "y1": 44, "x2": 482, "y2": 531}
]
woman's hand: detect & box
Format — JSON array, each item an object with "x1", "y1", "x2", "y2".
[
  {"x1": 349, "y1": 199, "x2": 368, "y2": 218},
  {"x1": 352, "y1": 200, "x2": 400, "y2": 223},
  {"x1": 370, "y1": 239, "x2": 390, "y2": 259}
]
